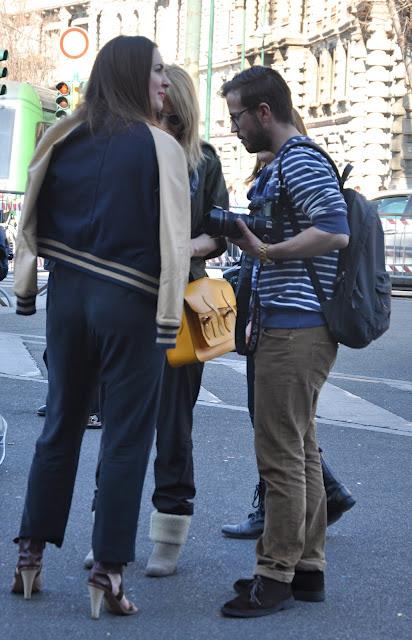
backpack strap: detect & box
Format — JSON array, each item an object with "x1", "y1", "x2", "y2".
[
  {"x1": 282, "y1": 206, "x2": 328, "y2": 303},
  {"x1": 276, "y1": 140, "x2": 343, "y2": 191},
  {"x1": 276, "y1": 139, "x2": 344, "y2": 304}
]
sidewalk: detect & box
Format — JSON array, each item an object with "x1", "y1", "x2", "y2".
[{"x1": 1, "y1": 302, "x2": 411, "y2": 640}]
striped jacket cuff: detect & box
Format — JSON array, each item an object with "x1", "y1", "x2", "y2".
[
  {"x1": 156, "y1": 323, "x2": 180, "y2": 349},
  {"x1": 16, "y1": 294, "x2": 36, "y2": 315}
]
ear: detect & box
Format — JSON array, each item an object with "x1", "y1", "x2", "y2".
[{"x1": 255, "y1": 102, "x2": 272, "y2": 123}]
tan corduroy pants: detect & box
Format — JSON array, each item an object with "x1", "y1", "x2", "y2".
[{"x1": 253, "y1": 325, "x2": 337, "y2": 583}]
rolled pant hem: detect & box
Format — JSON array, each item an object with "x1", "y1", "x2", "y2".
[
  {"x1": 17, "y1": 534, "x2": 63, "y2": 548},
  {"x1": 254, "y1": 566, "x2": 293, "y2": 584},
  {"x1": 296, "y1": 560, "x2": 326, "y2": 572}
]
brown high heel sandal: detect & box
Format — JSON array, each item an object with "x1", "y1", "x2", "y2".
[
  {"x1": 11, "y1": 538, "x2": 45, "y2": 599},
  {"x1": 88, "y1": 562, "x2": 138, "y2": 620}
]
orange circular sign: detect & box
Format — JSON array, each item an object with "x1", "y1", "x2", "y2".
[{"x1": 60, "y1": 27, "x2": 89, "y2": 59}]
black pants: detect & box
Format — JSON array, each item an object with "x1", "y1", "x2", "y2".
[
  {"x1": 152, "y1": 359, "x2": 204, "y2": 516},
  {"x1": 246, "y1": 354, "x2": 255, "y2": 425},
  {"x1": 18, "y1": 265, "x2": 164, "y2": 563},
  {"x1": 42, "y1": 348, "x2": 100, "y2": 416}
]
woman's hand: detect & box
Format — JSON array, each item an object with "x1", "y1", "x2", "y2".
[{"x1": 190, "y1": 234, "x2": 220, "y2": 258}]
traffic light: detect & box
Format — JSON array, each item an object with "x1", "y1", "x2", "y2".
[
  {"x1": 55, "y1": 81, "x2": 71, "y2": 118},
  {"x1": 71, "y1": 80, "x2": 81, "y2": 110},
  {"x1": 0, "y1": 49, "x2": 8, "y2": 97}
]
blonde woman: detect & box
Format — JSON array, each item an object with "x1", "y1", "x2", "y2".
[{"x1": 145, "y1": 64, "x2": 228, "y2": 576}]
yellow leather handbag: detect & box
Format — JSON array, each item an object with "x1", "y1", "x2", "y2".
[{"x1": 166, "y1": 277, "x2": 237, "y2": 367}]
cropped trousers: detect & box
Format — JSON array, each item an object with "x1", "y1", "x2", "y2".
[
  {"x1": 152, "y1": 358, "x2": 204, "y2": 516},
  {"x1": 18, "y1": 264, "x2": 164, "y2": 563}
]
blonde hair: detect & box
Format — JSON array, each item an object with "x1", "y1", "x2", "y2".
[
  {"x1": 292, "y1": 108, "x2": 307, "y2": 135},
  {"x1": 164, "y1": 64, "x2": 203, "y2": 172}
]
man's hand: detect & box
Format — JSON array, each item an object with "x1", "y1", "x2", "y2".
[{"x1": 228, "y1": 220, "x2": 262, "y2": 259}]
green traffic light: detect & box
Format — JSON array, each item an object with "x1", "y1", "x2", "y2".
[
  {"x1": 0, "y1": 49, "x2": 8, "y2": 62},
  {"x1": 0, "y1": 85, "x2": 6, "y2": 96}
]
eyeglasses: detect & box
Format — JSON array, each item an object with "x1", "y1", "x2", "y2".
[
  {"x1": 159, "y1": 112, "x2": 181, "y2": 127},
  {"x1": 229, "y1": 108, "x2": 250, "y2": 128}
]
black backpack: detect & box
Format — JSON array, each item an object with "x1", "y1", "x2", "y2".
[
  {"x1": 0, "y1": 227, "x2": 10, "y2": 282},
  {"x1": 277, "y1": 141, "x2": 391, "y2": 349}
]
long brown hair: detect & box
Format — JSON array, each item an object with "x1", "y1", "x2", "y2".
[{"x1": 81, "y1": 35, "x2": 157, "y2": 132}]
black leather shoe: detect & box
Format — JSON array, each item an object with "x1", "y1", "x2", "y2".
[
  {"x1": 222, "y1": 480, "x2": 265, "y2": 539},
  {"x1": 322, "y1": 452, "x2": 356, "y2": 525},
  {"x1": 36, "y1": 404, "x2": 46, "y2": 417},
  {"x1": 222, "y1": 575, "x2": 294, "y2": 618},
  {"x1": 327, "y1": 488, "x2": 356, "y2": 525},
  {"x1": 234, "y1": 570, "x2": 325, "y2": 602}
]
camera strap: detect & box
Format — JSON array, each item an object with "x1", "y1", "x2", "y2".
[{"x1": 234, "y1": 252, "x2": 260, "y2": 355}]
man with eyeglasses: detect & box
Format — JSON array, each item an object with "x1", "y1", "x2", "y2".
[{"x1": 219, "y1": 66, "x2": 350, "y2": 618}]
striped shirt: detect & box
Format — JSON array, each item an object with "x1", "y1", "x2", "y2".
[{"x1": 251, "y1": 136, "x2": 349, "y2": 328}]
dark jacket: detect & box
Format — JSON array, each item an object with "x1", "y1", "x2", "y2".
[
  {"x1": 13, "y1": 113, "x2": 191, "y2": 348},
  {"x1": 190, "y1": 141, "x2": 228, "y2": 280},
  {"x1": 37, "y1": 122, "x2": 162, "y2": 285}
]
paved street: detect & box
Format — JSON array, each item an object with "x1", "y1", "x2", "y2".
[{"x1": 0, "y1": 279, "x2": 411, "y2": 640}]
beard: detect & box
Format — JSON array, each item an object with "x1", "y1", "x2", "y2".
[{"x1": 241, "y1": 118, "x2": 273, "y2": 154}]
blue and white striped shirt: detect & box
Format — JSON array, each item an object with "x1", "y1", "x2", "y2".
[{"x1": 251, "y1": 136, "x2": 349, "y2": 328}]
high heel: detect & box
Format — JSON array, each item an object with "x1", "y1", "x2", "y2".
[
  {"x1": 87, "y1": 562, "x2": 138, "y2": 619},
  {"x1": 21, "y1": 568, "x2": 41, "y2": 599},
  {"x1": 11, "y1": 538, "x2": 45, "y2": 599},
  {"x1": 88, "y1": 584, "x2": 105, "y2": 619}
]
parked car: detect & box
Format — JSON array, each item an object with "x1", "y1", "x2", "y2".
[
  {"x1": 371, "y1": 190, "x2": 412, "y2": 288},
  {"x1": 215, "y1": 190, "x2": 412, "y2": 290}
]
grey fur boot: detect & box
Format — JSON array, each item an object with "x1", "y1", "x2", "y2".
[{"x1": 145, "y1": 510, "x2": 191, "y2": 577}]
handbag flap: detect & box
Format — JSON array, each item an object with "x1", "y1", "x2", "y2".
[
  {"x1": 184, "y1": 277, "x2": 236, "y2": 314},
  {"x1": 184, "y1": 277, "x2": 237, "y2": 350}
]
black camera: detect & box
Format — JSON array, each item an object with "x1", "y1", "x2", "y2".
[{"x1": 205, "y1": 207, "x2": 280, "y2": 244}]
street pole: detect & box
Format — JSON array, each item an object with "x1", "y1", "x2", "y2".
[
  {"x1": 261, "y1": 0, "x2": 267, "y2": 66},
  {"x1": 241, "y1": 0, "x2": 246, "y2": 70},
  {"x1": 204, "y1": 0, "x2": 214, "y2": 141},
  {"x1": 185, "y1": 0, "x2": 202, "y2": 93}
]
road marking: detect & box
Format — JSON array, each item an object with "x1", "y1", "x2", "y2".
[
  {"x1": 0, "y1": 333, "x2": 42, "y2": 378},
  {"x1": 1, "y1": 335, "x2": 411, "y2": 436},
  {"x1": 198, "y1": 387, "x2": 221, "y2": 404},
  {"x1": 211, "y1": 358, "x2": 412, "y2": 393},
  {"x1": 206, "y1": 358, "x2": 412, "y2": 436}
]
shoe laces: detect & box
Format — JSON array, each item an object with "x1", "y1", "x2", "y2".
[
  {"x1": 247, "y1": 509, "x2": 263, "y2": 523},
  {"x1": 251, "y1": 481, "x2": 265, "y2": 510},
  {"x1": 249, "y1": 576, "x2": 264, "y2": 606}
]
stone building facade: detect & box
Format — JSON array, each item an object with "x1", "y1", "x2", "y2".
[{"x1": 3, "y1": 0, "x2": 411, "y2": 196}]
